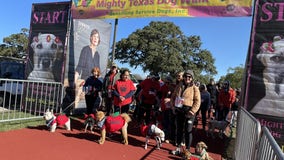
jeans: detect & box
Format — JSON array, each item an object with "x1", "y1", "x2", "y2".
[{"x1": 175, "y1": 108, "x2": 195, "y2": 150}]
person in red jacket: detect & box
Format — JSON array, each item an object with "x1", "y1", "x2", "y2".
[
  {"x1": 112, "y1": 69, "x2": 136, "y2": 114},
  {"x1": 217, "y1": 80, "x2": 236, "y2": 121},
  {"x1": 138, "y1": 73, "x2": 161, "y2": 125}
]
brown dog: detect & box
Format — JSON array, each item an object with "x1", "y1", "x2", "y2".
[
  {"x1": 195, "y1": 141, "x2": 213, "y2": 160},
  {"x1": 96, "y1": 111, "x2": 131, "y2": 145}
]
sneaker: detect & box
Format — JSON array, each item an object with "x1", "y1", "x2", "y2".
[
  {"x1": 181, "y1": 142, "x2": 185, "y2": 146},
  {"x1": 171, "y1": 147, "x2": 181, "y2": 156},
  {"x1": 165, "y1": 140, "x2": 170, "y2": 144}
]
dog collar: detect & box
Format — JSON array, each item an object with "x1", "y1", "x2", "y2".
[{"x1": 97, "y1": 116, "x2": 106, "y2": 129}]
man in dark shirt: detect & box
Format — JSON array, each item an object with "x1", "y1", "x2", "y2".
[{"x1": 206, "y1": 78, "x2": 218, "y2": 119}]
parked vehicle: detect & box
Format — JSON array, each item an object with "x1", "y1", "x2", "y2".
[{"x1": 0, "y1": 57, "x2": 26, "y2": 108}]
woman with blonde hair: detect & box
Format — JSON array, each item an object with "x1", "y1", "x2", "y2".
[{"x1": 83, "y1": 67, "x2": 103, "y2": 114}]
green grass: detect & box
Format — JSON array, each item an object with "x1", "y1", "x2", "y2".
[
  {"x1": 0, "y1": 111, "x2": 82, "y2": 132},
  {"x1": 0, "y1": 110, "x2": 45, "y2": 132},
  {"x1": 0, "y1": 118, "x2": 45, "y2": 132}
]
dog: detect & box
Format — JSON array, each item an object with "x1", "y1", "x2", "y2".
[
  {"x1": 250, "y1": 35, "x2": 284, "y2": 117},
  {"x1": 83, "y1": 113, "x2": 96, "y2": 133},
  {"x1": 181, "y1": 141, "x2": 213, "y2": 160},
  {"x1": 141, "y1": 124, "x2": 165, "y2": 150},
  {"x1": 194, "y1": 141, "x2": 213, "y2": 160},
  {"x1": 207, "y1": 117, "x2": 230, "y2": 139},
  {"x1": 95, "y1": 111, "x2": 131, "y2": 145},
  {"x1": 28, "y1": 33, "x2": 63, "y2": 81},
  {"x1": 43, "y1": 109, "x2": 71, "y2": 132}
]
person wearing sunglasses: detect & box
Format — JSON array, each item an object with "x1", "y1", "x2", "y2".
[{"x1": 170, "y1": 70, "x2": 201, "y2": 156}]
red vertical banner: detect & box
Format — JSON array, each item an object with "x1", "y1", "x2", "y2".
[
  {"x1": 24, "y1": 2, "x2": 70, "y2": 113},
  {"x1": 245, "y1": 0, "x2": 284, "y2": 150}
]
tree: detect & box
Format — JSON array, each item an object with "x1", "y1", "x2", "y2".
[
  {"x1": 0, "y1": 28, "x2": 29, "y2": 58},
  {"x1": 114, "y1": 21, "x2": 217, "y2": 78},
  {"x1": 220, "y1": 64, "x2": 244, "y2": 89}
]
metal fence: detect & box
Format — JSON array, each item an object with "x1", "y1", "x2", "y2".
[
  {"x1": 235, "y1": 107, "x2": 284, "y2": 160},
  {"x1": 0, "y1": 78, "x2": 63, "y2": 122},
  {"x1": 256, "y1": 127, "x2": 284, "y2": 160}
]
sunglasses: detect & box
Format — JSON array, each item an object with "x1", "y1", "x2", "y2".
[{"x1": 183, "y1": 75, "x2": 192, "y2": 79}]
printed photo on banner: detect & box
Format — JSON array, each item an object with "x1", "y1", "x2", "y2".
[
  {"x1": 26, "y1": 2, "x2": 69, "y2": 82},
  {"x1": 24, "y1": 2, "x2": 70, "y2": 113},
  {"x1": 66, "y1": 19, "x2": 111, "y2": 109},
  {"x1": 244, "y1": 0, "x2": 284, "y2": 149}
]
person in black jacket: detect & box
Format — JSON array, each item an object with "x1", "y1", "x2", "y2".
[
  {"x1": 206, "y1": 78, "x2": 218, "y2": 119},
  {"x1": 83, "y1": 67, "x2": 103, "y2": 114}
]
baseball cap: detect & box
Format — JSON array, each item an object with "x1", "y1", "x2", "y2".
[{"x1": 111, "y1": 63, "x2": 117, "y2": 68}]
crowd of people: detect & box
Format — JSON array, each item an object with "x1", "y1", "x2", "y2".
[{"x1": 79, "y1": 63, "x2": 241, "y2": 156}]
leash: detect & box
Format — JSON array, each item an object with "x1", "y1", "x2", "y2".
[{"x1": 60, "y1": 101, "x2": 75, "y2": 114}]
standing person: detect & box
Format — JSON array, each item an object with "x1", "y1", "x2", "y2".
[
  {"x1": 217, "y1": 80, "x2": 236, "y2": 121},
  {"x1": 231, "y1": 88, "x2": 240, "y2": 127},
  {"x1": 83, "y1": 67, "x2": 103, "y2": 114},
  {"x1": 75, "y1": 29, "x2": 101, "y2": 82},
  {"x1": 112, "y1": 69, "x2": 136, "y2": 114},
  {"x1": 138, "y1": 73, "x2": 161, "y2": 125},
  {"x1": 102, "y1": 63, "x2": 120, "y2": 115},
  {"x1": 171, "y1": 70, "x2": 201, "y2": 155},
  {"x1": 169, "y1": 71, "x2": 184, "y2": 145},
  {"x1": 199, "y1": 84, "x2": 211, "y2": 130},
  {"x1": 206, "y1": 78, "x2": 218, "y2": 119},
  {"x1": 160, "y1": 76, "x2": 174, "y2": 143}
]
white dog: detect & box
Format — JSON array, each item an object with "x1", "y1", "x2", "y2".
[
  {"x1": 28, "y1": 33, "x2": 63, "y2": 81},
  {"x1": 250, "y1": 35, "x2": 284, "y2": 117},
  {"x1": 43, "y1": 109, "x2": 71, "y2": 132},
  {"x1": 141, "y1": 124, "x2": 165, "y2": 150},
  {"x1": 207, "y1": 118, "x2": 230, "y2": 139}
]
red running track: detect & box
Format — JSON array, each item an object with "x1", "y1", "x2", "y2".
[{"x1": 0, "y1": 118, "x2": 226, "y2": 160}]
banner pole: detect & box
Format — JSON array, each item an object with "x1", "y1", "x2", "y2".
[{"x1": 111, "y1": 18, "x2": 118, "y2": 63}]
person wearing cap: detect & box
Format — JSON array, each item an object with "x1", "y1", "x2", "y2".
[
  {"x1": 170, "y1": 70, "x2": 201, "y2": 155},
  {"x1": 102, "y1": 63, "x2": 121, "y2": 116}
]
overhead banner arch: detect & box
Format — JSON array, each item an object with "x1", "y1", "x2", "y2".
[{"x1": 71, "y1": 0, "x2": 253, "y2": 19}]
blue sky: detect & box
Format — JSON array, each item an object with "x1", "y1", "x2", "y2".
[{"x1": 0, "y1": 0, "x2": 253, "y2": 80}]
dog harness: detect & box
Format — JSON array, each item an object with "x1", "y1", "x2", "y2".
[
  {"x1": 105, "y1": 115, "x2": 125, "y2": 133},
  {"x1": 97, "y1": 116, "x2": 106, "y2": 129},
  {"x1": 140, "y1": 124, "x2": 155, "y2": 137},
  {"x1": 97, "y1": 115, "x2": 125, "y2": 133},
  {"x1": 46, "y1": 115, "x2": 69, "y2": 127}
]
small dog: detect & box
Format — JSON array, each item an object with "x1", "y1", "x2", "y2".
[
  {"x1": 96, "y1": 111, "x2": 131, "y2": 145},
  {"x1": 207, "y1": 117, "x2": 230, "y2": 139},
  {"x1": 43, "y1": 109, "x2": 71, "y2": 132},
  {"x1": 182, "y1": 141, "x2": 213, "y2": 160},
  {"x1": 195, "y1": 141, "x2": 213, "y2": 160},
  {"x1": 141, "y1": 124, "x2": 165, "y2": 150},
  {"x1": 83, "y1": 113, "x2": 96, "y2": 133}
]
